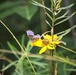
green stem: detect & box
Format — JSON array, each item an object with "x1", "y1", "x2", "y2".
[
  {"x1": 51, "y1": 0, "x2": 56, "y2": 75},
  {"x1": 0, "y1": 20, "x2": 37, "y2": 75},
  {"x1": 0, "y1": 20, "x2": 24, "y2": 52},
  {"x1": 51, "y1": 50, "x2": 54, "y2": 75}
]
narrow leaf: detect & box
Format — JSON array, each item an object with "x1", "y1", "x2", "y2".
[
  {"x1": 32, "y1": 61, "x2": 47, "y2": 68},
  {"x1": 7, "y1": 42, "x2": 19, "y2": 59},
  {"x1": 65, "y1": 69, "x2": 76, "y2": 71},
  {"x1": 26, "y1": 41, "x2": 33, "y2": 52},
  {"x1": 59, "y1": 3, "x2": 74, "y2": 10},
  {"x1": 21, "y1": 34, "x2": 25, "y2": 47},
  {"x1": 55, "y1": 12, "x2": 75, "y2": 26},
  {"x1": 58, "y1": 45, "x2": 76, "y2": 54},
  {"x1": 46, "y1": 12, "x2": 53, "y2": 21},
  {"x1": 55, "y1": 55, "x2": 76, "y2": 66},
  {"x1": 56, "y1": 25, "x2": 76, "y2": 37},
  {"x1": 31, "y1": 0, "x2": 52, "y2": 12},
  {"x1": 16, "y1": 60, "x2": 24, "y2": 75},
  {"x1": 2, "y1": 60, "x2": 17, "y2": 71},
  {"x1": 55, "y1": 10, "x2": 69, "y2": 21}
]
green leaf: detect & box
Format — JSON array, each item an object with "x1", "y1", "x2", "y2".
[
  {"x1": 55, "y1": 55, "x2": 76, "y2": 67},
  {"x1": 46, "y1": 12, "x2": 53, "y2": 21},
  {"x1": 31, "y1": 0, "x2": 52, "y2": 12},
  {"x1": 21, "y1": 34, "x2": 25, "y2": 47},
  {"x1": 16, "y1": 60, "x2": 24, "y2": 75},
  {"x1": 0, "y1": 9, "x2": 15, "y2": 19},
  {"x1": 55, "y1": 12, "x2": 76, "y2": 26},
  {"x1": 56, "y1": 25, "x2": 76, "y2": 37},
  {"x1": 0, "y1": 1, "x2": 22, "y2": 19},
  {"x1": 32, "y1": 60, "x2": 47, "y2": 68},
  {"x1": 16, "y1": 5, "x2": 38, "y2": 21},
  {"x1": 55, "y1": 10, "x2": 69, "y2": 21},
  {"x1": 2, "y1": 60, "x2": 17, "y2": 71},
  {"x1": 0, "y1": 1, "x2": 22, "y2": 11},
  {"x1": 65, "y1": 69, "x2": 76, "y2": 71},
  {"x1": 0, "y1": 1, "x2": 38, "y2": 20},
  {"x1": 7, "y1": 42, "x2": 18, "y2": 51},
  {"x1": 26, "y1": 41, "x2": 33, "y2": 52},
  {"x1": 7, "y1": 41, "x2": 19, "y2": 59},
  {"x1": 59, "y1": 3, "x2": 74, "y2": 10}
]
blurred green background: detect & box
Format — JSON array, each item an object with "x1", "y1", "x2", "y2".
[{"x1": 0, "y1": 0, "x2": 76, "y2": 75}]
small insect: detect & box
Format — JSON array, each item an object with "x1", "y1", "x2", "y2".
[{"x1": 26, "y1": 30, "x2": 41, "y2": 41}]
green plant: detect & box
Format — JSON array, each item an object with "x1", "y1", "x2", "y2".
[{"x1": 0, "y1": 0, "x2": 76, "y2": 75}]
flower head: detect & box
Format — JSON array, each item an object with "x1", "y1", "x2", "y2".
[{"x1": 27, "y1": 30, "x2": 62, "y2": 54}]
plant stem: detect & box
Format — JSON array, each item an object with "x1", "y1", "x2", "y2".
[
  {"x1": 54, "y1": 63, "x2": 58, "y2": 75},
  {"x1": 51, "y1": 0, "x2": 56, "y2": 75},
  {"x1": 0, "y1": 20, "x2": 37, "y2": 75},
  {"x1": 51, "y1": 50, "x2": 54, "y2": 75},
  {"x1": 0, "y1": 20, "x2": 24, "y2": 52}
]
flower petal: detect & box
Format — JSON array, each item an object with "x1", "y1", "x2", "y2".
[
  {"x1": 47, "y1": 44, "x2": 55, "y2": 49},
  {"x1": 26, "y1": 30, "x2": 34, "y2": 36},
  {"x1": 39, "y1": 46, "x2": 47, "y2": 54},
  {"x1": 53, "y1": 35, "x2": 58, "y2": 39},
  {"x1": 44, "y1": 34, "x2": 52, "y2": 39},
  {"x1": 30, "y1": 39, "x2": 43, "y2": 47}
]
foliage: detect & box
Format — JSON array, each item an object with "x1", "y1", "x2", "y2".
[
  {"x1": 0, "y1": 0, "x2": 76, "y2": 75},
  {"x1": 0, "y1": 1, "x2": 38, "y2": 21}
]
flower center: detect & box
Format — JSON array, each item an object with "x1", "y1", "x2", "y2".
[{"x1": 42, "y1": 39, "x2": 50, "y2": 45}]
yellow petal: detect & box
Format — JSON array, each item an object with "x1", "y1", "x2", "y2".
[
  {"x1": 51, "y1": 40, "x2": 60, "y2": 44},
  {"x1": 55, "y1": 41, "x2": 60, "y2": 44},
  {"x1": 47, "y1": 44, "x2": 55, "y2": 49},
  {"x1": 44, "y1": 34, "x2": 52, "y2": 39},
  {"x1": 53, "y1": 35, "x2": 58, "y2": 39},
  {"x1": 39, "y1": 46, "x2": 47, "y2": 54},
  {"x1": 30, "y1": 39, "x2": 43, "y2": 47}
]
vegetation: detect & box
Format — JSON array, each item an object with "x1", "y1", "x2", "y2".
[{"x1": 0, "y1": 0, "x2": 76, "y2": 75}]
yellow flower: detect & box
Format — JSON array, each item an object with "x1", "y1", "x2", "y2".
[{"x1": 30, "y1": 34, "x2": 61, "y2": 54}]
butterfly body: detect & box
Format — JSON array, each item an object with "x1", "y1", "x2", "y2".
[{"x1": 26, "y1": 30, "x2": 40, "y2": 41}]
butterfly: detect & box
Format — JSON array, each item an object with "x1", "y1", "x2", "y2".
[{"x1": 26, "y1": 30, "x2": 41, "y2": 41}]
